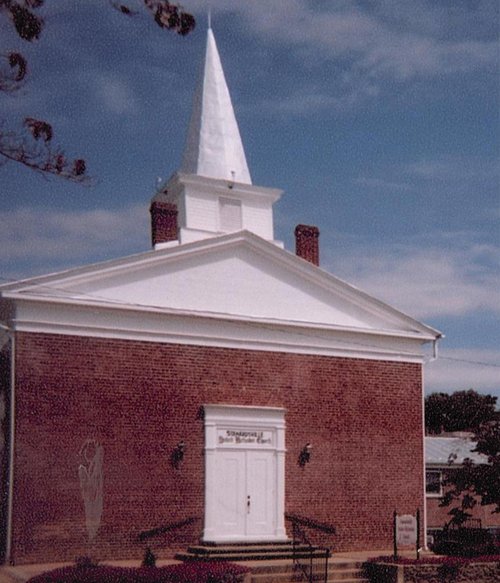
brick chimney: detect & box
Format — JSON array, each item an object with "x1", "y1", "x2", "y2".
[
  {"x1": 295, "y1": 224, "x2": 320, "y2": 266},
  {"x1": 150, "y1": 200, "x2": 178, "y2": 247}
]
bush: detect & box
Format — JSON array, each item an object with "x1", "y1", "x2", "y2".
[
  {"x1": 27, "y1": 561, "x2": 250, "y2": 583},
  {"x1": 430, "y1": 525, "x2": 497, "y2": 557},
  {"x1": 367, "y1": 555, "x2": 500, "y2": 565}
]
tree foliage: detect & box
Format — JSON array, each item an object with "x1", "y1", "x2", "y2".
[
  {"x1": 426, "y1": 390, "x2": 500, "y2": 522},
  {"x1": 425, "y1": 389, "x2": 498, "y2": 435},
  {"x1": 0, "y1": 0, "x2": 195, "y2": 182},
  {"x1": 441, "y1": 418, "x2": 500, "y2": 521}
]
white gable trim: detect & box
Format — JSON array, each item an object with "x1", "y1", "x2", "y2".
[
  {"x1": 7, "y1": 296, "x2": 432, "y2": 363},
  {"x1": 0, "y1": 231, "x2": 441, "y2": 340}
]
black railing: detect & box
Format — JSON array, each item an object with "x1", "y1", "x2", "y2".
[
  {"x1": 285, "y1": 514, "x2": 334, "y2": 583},
  {"x1": 138, "y1": 516, "x2": 199, "y2": 542}
]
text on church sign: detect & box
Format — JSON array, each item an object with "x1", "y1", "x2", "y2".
[
  {"x1": 217, "y1": 429, "x2": 273, "y2": 447},
  {"x1": 396, "y1": 514, "x2": 417, "y2": 546}
]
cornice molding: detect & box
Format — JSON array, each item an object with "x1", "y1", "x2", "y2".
[{"x1": 9, "y1": 297, "x2": 429, "y2": 363}]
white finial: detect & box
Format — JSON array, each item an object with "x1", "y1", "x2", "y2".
[{"x1": 208, "y1": 6, "x2": 211, "y2": 29}]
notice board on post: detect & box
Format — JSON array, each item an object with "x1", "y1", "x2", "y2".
[
  {"x1": 397, "y1": 514, "x2": 417, "y2": 546},
  {"x1": 393, "y1": 510, "x2": 421, "y2": 560}
]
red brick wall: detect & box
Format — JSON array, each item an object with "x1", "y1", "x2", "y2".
[
  {"x1": 10, "y1": 331, "x2": 424, "y2": 564},
  {"x1": 0, "y1": 347, "x2": 11, "y2": 563},
  {"x1": 150, "y1": 201, "x2": 178, "y2": 246},
  {"x1": 294, "y1": 224, "x2": 320, "y2": 266}
]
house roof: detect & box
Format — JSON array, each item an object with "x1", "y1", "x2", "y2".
[
  {"x1": 426, "y1": 436, "x2": 486, "y2": 466},
  {"x1": 0, "y1": 230, "x2": 441, "y2": 362}
]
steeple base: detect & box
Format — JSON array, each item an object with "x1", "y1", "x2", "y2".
[{"x1": 152, "y1": 173, "x2": 283, "y2": 247}]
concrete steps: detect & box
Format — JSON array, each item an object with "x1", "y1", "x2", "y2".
[
  {"x1": 247, "y1": 559, "x2": 368, "y2": 583},
  {"x1": 175, "y1": 542, "x2": 369, "y2": 583},
  {"x1": 327, "y1": 561, "x2": 369, "y2": 583},
  {"x1": 176, "y1": 543, "x2": 370, "y2": 583},
  {"x1": 176, "y1": 542, "x2": 330, "y2": 563}
]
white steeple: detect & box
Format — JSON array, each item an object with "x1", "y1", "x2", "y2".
[
  {"x1": 152, "y1": 26, "x2": 283, "y2": 249},
  {"x1": 181, "y1": 26, "x2": 252, "y2": 184}
]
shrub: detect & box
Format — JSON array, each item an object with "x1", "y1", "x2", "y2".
[
  {"x1": 367, "y1": 555, "x2": 500, "y2": 565},
  {"x1": 27, "y1": 561, "x2": 250, "y2": 583}
]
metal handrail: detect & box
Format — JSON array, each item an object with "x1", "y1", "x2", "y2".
[
  {"x1": 138, "y1": 516, "x2": 199, "y2": 541},
  {"x1": 285, "y1": 513, "x2": 336, "y2": 534},
  {"x1": 285, "y1": 514, "x2": 333, "y2": 583}
]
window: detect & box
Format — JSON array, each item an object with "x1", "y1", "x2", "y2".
[
  {"x1": 426, "y1": 470, "x2": 442, "y2": 496},
  {"x1": 219, "y1": 197, "x2": 242, "y2": 232}
]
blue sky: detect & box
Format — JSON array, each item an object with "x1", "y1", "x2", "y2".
[{"x1": 1, "y1": 1, "x2": 499, "y2": 398}]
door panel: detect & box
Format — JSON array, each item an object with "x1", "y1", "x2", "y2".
[
  {"x1": 246, "y1": 451, "x2": 275, "y2": 536},
  {"x1": 213, "y1": 449, "x2": 276, "y2": 538},
  {"x1": 215, "y1": 451, "x2": 246, "y2": 536}
]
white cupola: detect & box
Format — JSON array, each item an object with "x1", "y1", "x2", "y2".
[{"x1": 151, "y1": 26, "x2": 282, "y2": 248}]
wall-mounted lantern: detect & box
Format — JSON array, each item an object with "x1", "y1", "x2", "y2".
[
  {"x1": 298, "y1": 442, "x2": 312, "y2": 467},
  {"x1": 171, "y1": 441, "x2": 185, "y2": 469}
]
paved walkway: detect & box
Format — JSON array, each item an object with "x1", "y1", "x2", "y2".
[{"x1": 0, "y1": 551, "x2": 428, "y2": 583}]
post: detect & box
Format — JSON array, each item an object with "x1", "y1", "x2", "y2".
[
  {"x1": 416, "y1": 509, "x2": 421, "y2": 561},
  {"x1": 393, "y1": 510, "x2": 398, "y2": 560}
]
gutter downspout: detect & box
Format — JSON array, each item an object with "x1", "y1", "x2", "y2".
[
  {"x1": 422, "y1": 334, "x2": 442, "y2": 550},
  {"x1": 421, "y1": 362, "x2": 428, "y2": 551},
  {"x1": 1, "y1": 323, "x2": 15, "y2": 565},
  {"x1": 429, "y1": 336, "x2": 440, "y2": 363}
]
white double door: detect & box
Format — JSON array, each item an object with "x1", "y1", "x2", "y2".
[{"x1": 214, "y1": 448, "x2": 275, "y2": 539}]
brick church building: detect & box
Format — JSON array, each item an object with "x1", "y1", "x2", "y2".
[{"x1": 0, "y1": 27, "x2": 441, "y2": 564}]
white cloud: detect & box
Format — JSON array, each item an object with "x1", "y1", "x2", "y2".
[
  {"x1": 354, "y1": 176, "x2": 414, "y2": 192},
  {"x1": 405, "y1": 157, "x2": 499, "y2": 182},
  {"x1": 328, "y1": 236, "x2": 500, "y2": 319},
  {"x1": 191, "y1": 1, "x2": 498, "y2": 115},
  {"x1": 93, "y1": 74, "x2": 139, "y2": 115},
  {"x1": 352, "y1": 156, "x2": 500, "y2": 209},
  {"x1": 425, "y1": 348, "x2": 500, "y2": 397},
  {"x1": 256, "y1": 88, "x2": 360, "y2": 116},
  {"x1": 206, "y1": 1, "x2": 497, "y2": 80},
  {"x1": 0, "y1": 205, "x2": 149, "y2": 278},
  {"x1": 358, "y1": 35, "x2": 497, "y2": 81}
]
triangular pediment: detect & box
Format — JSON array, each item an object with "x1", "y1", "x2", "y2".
[{"x1": 1, "y1": 231, "x2": 439, "y2": 341}]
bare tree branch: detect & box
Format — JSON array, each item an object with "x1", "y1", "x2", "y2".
[
  {"x1": 111, "y1": 1, "x2": 195, "y2": 35},
  {"x1": 0, "y1": 120, "x2": 91, "y2": 183},
  {"x1": 0, "y1": 0, "x2": 195, "y2": 183},
  {"x1": 0, "y1": 51, "x2": 27, "y2": 92}
]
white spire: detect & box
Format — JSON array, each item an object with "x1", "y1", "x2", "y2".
[{"x1": 181, "y1": 27, "x2": 252, "y2": 185}]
